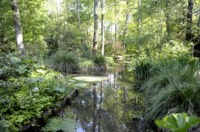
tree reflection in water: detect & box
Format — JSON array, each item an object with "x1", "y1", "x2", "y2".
[{"x1": 42, "y1": 72, "x2": 144, "y2": 132}]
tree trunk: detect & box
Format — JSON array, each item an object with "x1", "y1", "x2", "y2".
[
  {"x1": 114, "y1": 0, "x2": 118, "y2": 46},
  {"x1": 76, "y1": 0, "x2": 81, "y2": 29},
  {"x1": 198, "y1": 10, "x2": 200, "y2": 34},
  {"x1": 76, "y1": 0, "x2": 84, "y2": 45},
  {"x1": 138, "y1": 0, "x2": 142, "y2": 59},
  {"x1": 165, "y1": 0, "x2": 171, "y2": 41},
  {"x1": 185, "y1": 0, "x2": 193, "y2": 41},
  {"x1": 123, "y1": 0, "x2": 130, "y2": 50},
  {"x1": 12, "y1": 0, "x2": 25, "y2": 55},
  {"x1": 101, "y1": 0, "x2": 105, "y2": 56},
  {"x1": 93, "y1": 0, "x2": 99, "y2": 54}
]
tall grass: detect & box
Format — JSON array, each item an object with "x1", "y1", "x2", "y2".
[
  {"x1": 142, "y1": 57, "x2": 200, "y2": 121},
  {"x1": 50, "y1": 51, "x2": 79, "y2": 73}
]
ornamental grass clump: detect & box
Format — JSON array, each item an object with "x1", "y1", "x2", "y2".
[
  {"x1": 142, "y1": 57, "x2": 200, "y2": 121},
  {"x1": 51, "y1": 51, "x2": 79, "y2": 73}
]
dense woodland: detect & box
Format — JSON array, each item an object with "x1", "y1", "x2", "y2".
[{"x1": 1, "y1": 0, "x2": 200, "y2": 131}]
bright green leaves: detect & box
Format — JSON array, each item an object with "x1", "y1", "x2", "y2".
[{"x1": 155, "y1": 113, "x2": 200, "y2": 132}]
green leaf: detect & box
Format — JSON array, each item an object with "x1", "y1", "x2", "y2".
[
  {"x1": 30, "y1": 77, "x2": 45, "y2": 83},
  {"x1": 155, "y1": 113, "x2": 200, "y2": 132},
  {"x1": 54, "y1": 87, "x2": 66, "y2": 93},
  {"x1": 15, "y1": 116, "x2": 24, "y2": 123}
]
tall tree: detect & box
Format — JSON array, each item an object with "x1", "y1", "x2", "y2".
[
  {"x1": 165, "y1": 0, "x2": 171, "y2": 41},
  {"x1": 93, "y1": 0, "x2": 99, "y2": 54},
  {"x1": 12, "y1": 0, "x2": 25, "y2": 55},
  {"x1": 76, "y1": 0, "x2": 81, "y2": 29},
  {"x1": 186, "y1": 0, "x2": 193, "y2": 41},
  {"x1": 114, "y1": 0, "x2": 118, "y2": 46},
  {"x1": 101, "y1": 0, "x2": 105, "y2": 56},
  {"x1": 123, "y1": 0, "x2": 131, "y2": 50},
  {"x1": 138, "y1": 0, "x2": 142, "y2": 58}
]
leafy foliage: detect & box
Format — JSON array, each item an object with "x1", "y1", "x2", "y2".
[
  {"x1": 93, "y1": 55, "x2": 106, "y2": 66},
  {"x1": 0, "y1": 53, "x2": 77, "y2": 131},
  {"x1": 155, "y1": 113, "x2": 200, "y2": 132}
]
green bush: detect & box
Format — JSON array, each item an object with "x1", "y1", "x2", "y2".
[
  {"x1": 93, "y1": 55, "x2": 106, "y2": 66},
  {"x1": 133, "y1": 59, "x2": 152, "y2": 81},
  {"x1": 0, "y1": 53, "x2": 35, "y2": 80},
  {"x1": 105, "y1": 57, "x2": 117, "y2": 67},
  {"x1": 79, "y1": 59, "x2": 94, "y2": 71},
  {"x1": 0, "y1": 53, "x2": 78, "y2": 131},
  {"x1": 50, "y1": 51, "x2": 79, "y2": 72}
]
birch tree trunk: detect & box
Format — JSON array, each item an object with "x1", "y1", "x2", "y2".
[
  {"x1": 101, "y1": 0, "x2": 105, "y2": 56},
  {"x1": 12, "y1": 0, "x2": 26, "y2": 55},
  {"x1": 93, "y1": 0, "x2": 99, "y2": 54}
]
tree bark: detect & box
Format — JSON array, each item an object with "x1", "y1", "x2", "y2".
[
  {"x1": 101, "y1": 0, "x2": 105, "y2": 56},
  {"x1": 165, "y1": 0, "x2": 171, "y2": 41},
  {"x1": 93, "y1": 0, "x2": 99, "y2": 54},
  {"x1": 198, "y1": 10, "x2": 200, "y2": 34},
  {"x1": 76, "y1": 0, "x2": 84, "y2": 45},
  {"x1": 76, "y1": 0, "x2": 81, "y2": 29},
  {"x1": 114, "y1": 0, "x2": 118, "y2": 46},
  {"x1": 138, "y1": 0, "x2": 142, "y2": 59},
  {"x1": 185, "y1": 0, "x2": 193, "y2": 41},
  {"x1": 12, "y1": 0, "x2": 26, "y2": 55},
  {"x1": 123, "y1": 0, "x2": 130, "y2": 50}
]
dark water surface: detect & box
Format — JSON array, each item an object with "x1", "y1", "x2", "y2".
[{"x1": 42, "y1": 71, "x2": 144, "y2": 132}]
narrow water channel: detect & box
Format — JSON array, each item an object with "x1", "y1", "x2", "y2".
[{"x1": 42, "y1": 72, "x2": 144, "y2": 132}]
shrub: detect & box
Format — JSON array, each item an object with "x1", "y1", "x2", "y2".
[
  {"x1": 79, "y1": 59, "x2": 94, "y2": 71},
  {"x1": 0, "y1": 58, "x2": 75, "y2": 131},
  {"x1": 50, "y1": 51, "x2": 79, "y2": 72},
  {"x1": 105, "y1": 57, "x2": 117, "y2": 67},
  {"x1": 133, "y1": 59, "x2": 152, "y2": 81},
  {"x1": 93, "y1": 55, "x2": 106, "y2": 66},
  {"x1": 0, "y1": 53, "x2": 36, "y2": 80}
]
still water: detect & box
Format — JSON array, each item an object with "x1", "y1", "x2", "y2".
[{"x1": 42, "y1": 72, "x2": 144, "y2": 132}]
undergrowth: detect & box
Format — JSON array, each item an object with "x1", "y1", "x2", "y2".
[
  {"x1": 0, "y1": 53, "x2": 76, "y2": 131},
  {"x1": 50, "y1": 51, "x2": 79, "y2": 73},
  {"x1": 132, "y1": 42, "x2": 200, "y2": 128}
]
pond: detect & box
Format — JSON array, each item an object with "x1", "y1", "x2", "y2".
[{"x1": 42, "y1": 70, "x2": 145, "y2": 132}]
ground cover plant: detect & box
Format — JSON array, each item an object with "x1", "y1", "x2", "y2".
[
  {"x1": 156, "y1": 113, "x2": 200, "y2": 132},
  {"x1": 0, "y1": 53, "x2": 76, "y2": 131}
]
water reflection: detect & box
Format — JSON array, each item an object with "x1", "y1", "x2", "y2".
[{"x1": 42, "y1": 73, "x2": 144, "y2": 132}]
